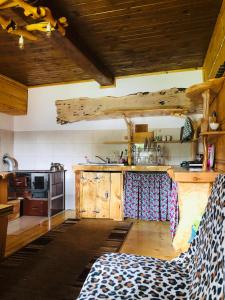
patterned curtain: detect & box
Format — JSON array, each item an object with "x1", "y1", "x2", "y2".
[
  {"x1": 124, "y1": 172, "x2": 179, "y2": 238},
  {"x1": 169, "y1": 181, "x2": 179, "y2": 238}
]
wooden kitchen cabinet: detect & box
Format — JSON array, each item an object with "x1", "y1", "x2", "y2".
[{"x1": 79, "y1": 172, "x2": 123, "y2": 221}]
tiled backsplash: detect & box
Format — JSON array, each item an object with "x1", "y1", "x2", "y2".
[{"x1": 13, "y1": 129, "x2": 192, "y2": 209}]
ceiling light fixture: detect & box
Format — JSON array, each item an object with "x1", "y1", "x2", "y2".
[
  {"x1": 46, "y1": 21, "x2": 51, "y2": 37},
  {"x1": 0, "y1": 0, "x2": 68, "y2": 48},
  {"x1": 18, "y1": 35, "x2": 24, "y2": 50}
]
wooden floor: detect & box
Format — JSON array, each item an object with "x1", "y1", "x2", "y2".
[
  {"x1": 6, "y1": 210, "x2": 75, "y2": 257},
  {"x1": 121, "y1": 220, "x2": 180, "y2": 259},
  {"x1": 6, "y1": 210, "x2": 180, "y2": 259}
]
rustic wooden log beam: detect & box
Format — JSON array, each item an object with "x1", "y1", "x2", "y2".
[{"x1": 56, "y1": 88, "x2": 200, "y2": 124}]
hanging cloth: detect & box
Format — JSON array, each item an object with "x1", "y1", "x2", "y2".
[{"x1": 180, "y1": 117, "x2": 194, "y2": 142}]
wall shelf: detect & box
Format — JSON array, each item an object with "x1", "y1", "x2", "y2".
[
  {"x1": 104, "y1": 140, "x2": 192, "y2": 145},
  {"x1": 104, "y1": 141, "x2": 129, "y2": 144},
  {"x1": 200, "y1": 131, "x2": 225, "y2": 136},
  {"x1": 147, "y1": 140, "x2": 190, "y2": 144}
]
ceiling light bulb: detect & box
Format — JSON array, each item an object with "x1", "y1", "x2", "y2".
[
  {"x1": 18, "y1": 35, "x2": 24, "y2": 50},
  {"x1": 46, "y1": 22, "x2": 51, "y2": 37}
]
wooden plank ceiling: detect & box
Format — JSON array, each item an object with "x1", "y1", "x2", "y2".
[{"x1": 0, "y1": 0, "x2": 223, "y2": 86}]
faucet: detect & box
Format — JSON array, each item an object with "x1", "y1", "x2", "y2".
[{"x1": 95, "y1": 156, "x2": 110, "y2": 163}]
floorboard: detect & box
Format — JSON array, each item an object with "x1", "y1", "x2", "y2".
[
  {"x1": 121, "y1": 220, "x2": 180, "y2": 259},
  {"x1": 6, "y1": 211, "x2": 180, "y2": 259}
]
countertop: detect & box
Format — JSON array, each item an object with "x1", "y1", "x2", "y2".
[
  {"x1": 168, "y1": 167, "x2": 220, "y2": 183},
  {"x1": 0, "y1": 172, "x2": 13, "y2": 179},
  {"x1": 0, "y1": 170, "x2": 66, "y2": 174},
  {"x1": 73, "y1": 165, "x2": 172, "y2": 172},
  {"x1": 73, "y1": 164, "x2": 221, "y2": 183},
  {"x1": 14, "y1": 170, "x2": 66, "y2": 173},
  {"x1": 0, "y1": 204, "x2": 13, "y2": 217}
]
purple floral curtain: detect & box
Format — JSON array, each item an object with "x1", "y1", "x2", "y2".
[
  {"x1": 124, "y1": 172, "x2": 179, "y2": 238},
  {"x1": 169, "y1": 181, "x2": 179, "y2": 238}
]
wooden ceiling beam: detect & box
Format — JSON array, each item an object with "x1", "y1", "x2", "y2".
[
  {"x1": 51, "y1": 31, "x2": 114, "y2": 87},
  {"x1": 37, "y1": 1, "x2": 114, "y2": 87}
]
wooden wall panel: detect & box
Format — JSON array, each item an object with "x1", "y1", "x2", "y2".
[
  {"x1": 209, "y1": 79, "x2": 225, "y2": 171},
  {"x1": 0, "y1": 75, "x2": 28, "y2": 115},
  {"x1": 203, "y1": 1, "x2": 225, "y2": 80}
]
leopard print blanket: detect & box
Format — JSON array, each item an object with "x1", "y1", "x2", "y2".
[{"x1": 77, "y1": 175, "x2": 225, "y2": 299}]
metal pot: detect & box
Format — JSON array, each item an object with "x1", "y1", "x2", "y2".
[{"x1": 50, "y1": 162, "x2": 64, "y2": 171}]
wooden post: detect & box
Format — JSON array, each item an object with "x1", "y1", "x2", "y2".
[
  {"x1": 123, "y1": 115, "x2": 133, "y2": 165},
  {"x1": 0, "y1": 215, "x2": 8, "y2": 259},
  {"x1": 0, "y1": 205, "x2": 13, "y2": 260},
  {"x1": 0, "y1": 178, "x2": 8, "y2": 204},
  {"x1": 202, "y1": 89, "x2": 210, "y2": 171},
  {"x1": 75, "y1": 170, "x2": 81, "y2": 219},
  {"x1": 191, "y1": 120, "x2": 200, "y2": 161},
  {"x1": 202, "y1": 136, "x2": 208, "y2": 171}
]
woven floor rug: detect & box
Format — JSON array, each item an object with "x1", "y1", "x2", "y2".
[{"x1": 0, "y1": 219, "x2": 132, "y2": 300}]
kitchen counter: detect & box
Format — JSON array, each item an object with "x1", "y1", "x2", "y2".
[
  {"x1": 73, "y1": 164, "x2": 220, "y2": 183},
  {"x1": 0, "y1": 172, "x2": 13, "y2": 179},
  {"x1": 73, "y1": 164, "x2": 220, "y2": 252},
  {"x1": 0, "y1": 204, "x2": 13, "y2": 217},
  {"x1": 12, "y1": 170, "x2": 66, "y2": 173},
  {"x1": 167, "y1": 167, "x2": 220, "y2": 183},
  {"x1": 168, "y1": 167, "x2": 220, "y2": 252},
  {"x1": 73, "y1": 164, "x2": 172, "y2": 172},
  {"x1": 0, "y1": 172, "x2": 13, "y2": 205},
  {"x1": 0, "y1": 204, "x2": 13, "y2": 260}
]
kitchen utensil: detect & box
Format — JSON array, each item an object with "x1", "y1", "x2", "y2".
[
  {"x1": 144, "y1": 137, "x2": 148, "y2": 151},
  {"x1": 119, "y1": 151, "x2": 123, "y2": 163},
  {"x1": 50, "y1": 162, "x2": 64, "y2": 171}
]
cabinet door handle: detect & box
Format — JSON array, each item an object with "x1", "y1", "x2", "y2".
[
  {"x1": 80, "y1": 209, "x2": 86, "y2": 213},
  {"x1": 105, "y1": 192, "x2": 109, "y2": 199},
  {"x1": 93, "y1": 210, "x2": 100, "y2": 213}
]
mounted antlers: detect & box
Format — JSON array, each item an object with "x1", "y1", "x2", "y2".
[{"x1": 0, "y1": 0, "x2": 68, "y2": 41}]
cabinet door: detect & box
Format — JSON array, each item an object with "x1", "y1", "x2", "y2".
[
  {"x1": 110, "y1": 173, "x2": 123, "y2": 221},
  {"x1": 95, "y1": 172, "x2": 110, "y2": 218},
  {"x1": 80, "y1": 172, "x2": 97, "y2": 218}
]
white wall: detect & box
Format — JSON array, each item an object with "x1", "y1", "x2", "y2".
[
  {"x1": 0, "y1": 113, "x2": 14, "y2": 170},
  {"x1": 12, "y1": 70, "x2": 203, "y2": 209},
  {"x1": 0, "y1": 112, "x2": 14, "y2": 131}
]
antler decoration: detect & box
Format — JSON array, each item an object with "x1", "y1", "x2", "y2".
[{"x1": 0, "y1": 0, "x2": 68, "y2": 46}]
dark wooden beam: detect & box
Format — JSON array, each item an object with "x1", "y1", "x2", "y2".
[
  {"x1": 51, "y1": 31, "x2": 114, "y2": 86},
  {"x1": 38, "y1": 1, "x2": 115, "y2": 86}
]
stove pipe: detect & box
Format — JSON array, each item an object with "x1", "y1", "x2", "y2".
[{"x1": 3, "y1": 154, "x2": 19, "y2": 171}]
